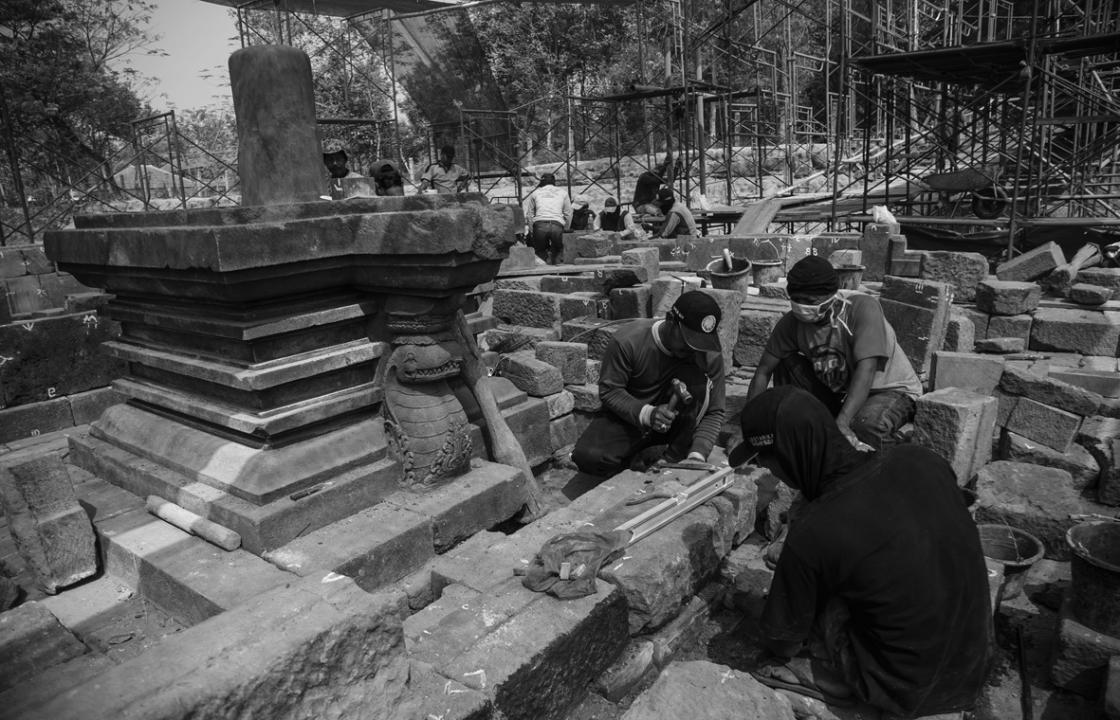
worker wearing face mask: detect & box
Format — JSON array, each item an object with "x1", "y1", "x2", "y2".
[{"x1": 746, "y1": 255, "x2": 922, "y2": 450}]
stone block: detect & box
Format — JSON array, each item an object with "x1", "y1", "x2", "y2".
[
  {"x1": 976, "y1": 336, "x2": 1026, "y2": 353},
  {"x1": 499, "y1": 352, "x2": 564, "y2": 397},
  {"x1": 920, "y1": 252, "x2": 989, "y2": 302},
  {"x1": 480, "y1": 324, "x2": 559, "y2": 354},
  {"x1": 549, "y1": 413, "x2": 582, "y2": 453},
  {"x1": 985, "y1": 313, "x2": 1032, "y2": 344},
  {"x1": 1052, "y1": 369, "x2": 1120, "y2": 398},
  {"x1": 538, "y1": 274, "x2": 605, "y2": 294},
  {"x1": 0, "y1": 398, "x2": 75, "y2": 444},
  {"x1": 499, "y1": 243, "x2": 539, "y2": 271},
  {"x1": 622, "y1": 247, "x2": 659, "y2": 283},
  {"x1": 561, "y1": 316, "x2": 625, "y2": 360},
  {"x1": 650, "y1": 275, "x2": 703, "y2": 317},
  {"x1": 734, "y1": 307, "x2": 783, "y2": 368},
  {"x1": 496, "y1": 277, "x2": 541, "y2": 292},
  {"x1": 1004, "y1": 396, "x2": 1082, "y2": 453},
  {"x1": 698, "y1": 288, "x2": 743, "y2": 370},
  {"x1": 569, "y1": 383, "x2": 602, "y2": 412},
  {"x1": 943, "y1": 307, "x2": 976, "y2": 352},
  {"x1": 975, "y1": 461, "x2": 1085, "y2": 559},
  {"x1": 534, "y1": 340, "x2": 587, "y2": 385},
  {"x1": 860, "y1": 223, "x2": 895, "y2": 281},
  {"x1": 1070, "y1": 283, "x2": 1112, "y2": 306},
  {"x1": 493, "y1": 289, "x2": 586, "y2": 329},
  {"x1": 0, "y1": 246, "x2": 28, "y2": 278},
  {"x1": 1031, "y1": 307, "x2": 1120, "y2": 356},
  {"x1": 931, "y1": 352, "x2": 1005, "y2": 395},
  {"x1": 1050, "y1": 590, "x2": 1120, "y2": 697},
  {"x1": 757, "y1": 283, "x2": 787, "y2": 299},
  {"x1": 68, "y1": 386, "x2": 123, "y2": 425},
  {"x1": 975, "y1": 278, "x2": 1041, "y2": 316},
  {"x1": 1106, "y1": 656, "x2": 1120, "y2": 719},
  {"x1": 828, "y1": 248, "x2": 862, "y2": 267},
  {"x1": 996, "y1": 240, "x2": 1064, "y2": 281},
  {"x1": 959, "y1": 305, "x2": 990, "y2": 338},
  {"x1": 621, "y1": 660, "x2": 798, "y2": 720},
  {"x1": 4, "y1": 275, "x2": 51, "y2": 316},
  {"x1": 572, "y1": 231, "x2": 617, "y2": 259},
  {"x1": 0, "y1": 601, "x2": 87, "y2": 693},
  {"x1": 1092, "y1": 437, "x2": 1120, "y2": 506},
  {"x1": 544, "y1": 389, "x2": 575, "y2": 419},
  {"x1": 593, "y1": 639, "x2": 656, "y2": 702},
  {"x1": 618, "y1": 238, "x2": 677, "y2": 261},
  {"x1": 586, "y1": 359, "x2": 601, "y2": 384},
  {"x1": 609, "y1": 285, "x2": 652, "y2": 319},
  {"x1": 913, "y1": 388, "x2": 998, "y2": 484},
  {"x1": 880, "y1": 299, "x2": 949, "y2": 379},
  {"x1": 0, "y1": 455, "x2": 97, "y2": 593},
  {"x1": 999, "y1": 365, "x2": 1102, "y2": 416},
  {"x1": 595, "y1": 266, "x2": 649, "y2": 293},
  {"x1": 998, "y1": 430, "x2": 1099, "y2": 493},
  {"x1": 1076, "y1": 267, "x2": 1120, "y2": 298}
]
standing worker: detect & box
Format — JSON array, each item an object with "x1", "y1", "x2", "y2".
[
  {"x1": 747, "y1": 255, "x2": 921, "y2": 450},
  {"x1": 729, "y1": 387, "x2": 991, "y2": 716},
  {"x1": 572, "y1": 291, "x2": 726, "y2": 476},
  {"x1": 522, "y1": 173, "x2": 572, "y2": 265},
  {"x1": 420, "y1": 145, "x2": 470, "y2": 193}
]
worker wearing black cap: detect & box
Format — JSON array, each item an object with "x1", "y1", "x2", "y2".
[
  {"x1": 747, "y1": 255, "x2": 921, "y2": 451},
  {"x1": 571, "y1": 291, "x2": 726, "y2": 477}
]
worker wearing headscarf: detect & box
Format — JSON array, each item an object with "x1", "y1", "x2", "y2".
[{"x1": 731, "y1": 386, "x2": 992, "y2": 717}]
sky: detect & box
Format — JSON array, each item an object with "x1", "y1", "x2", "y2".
[{"x1": 123, "y1": 0, "x2": 241, "y2": 111}]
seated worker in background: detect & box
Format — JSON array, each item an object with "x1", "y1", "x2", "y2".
[
  {"x1": 654, "y1": 187, "x2": 697, "y2": 238},
  {"x1": 570, "y1": 196, "x2": 597, "y2": 231},
  {"x1": 420, "y1": 145, "x2": 469, "y2": 193},
  {"x1": 599, "y1": 197, "x2": 637, "y2": 237},
  {"x1": 373, "y1": 161, "x2": 405, "y2": 196},
  {"x1": 632, "y1": 152, "x2": 673, "y2": 215},
  {"x1": 729, "y1": 386, "x2": 991, "y2": 716},
  {"x1": 747, "y1": 255, "x2": 921, "y2": 450},
  {"x1": 572, "y1": 291, "x2": 726, "y2": 477},
  {"x1": 322, "y1": 140, "x2": 363, "y2": 200},
  {"x1": 522, "y1": 173, "x2": 572, "y2": 265}
]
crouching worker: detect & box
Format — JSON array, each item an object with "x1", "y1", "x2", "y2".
[
  {"x1": 748, "y1": 255, "x2": 921, "y2": 450},
  {"x1": 729, "y1": 386, "x2": 991, "y2": 717},
  {"x1": 572, "y1": 291, "x2": 726, "y2": 477}
]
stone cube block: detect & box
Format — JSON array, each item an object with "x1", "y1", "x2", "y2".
[
  {"x1": 1052, "y1": 369, "x2": 1120, "y2": 398},
  {"x1": 571, "y1": 232, "x2": 617, "y2": 259},
  {"x1": 492, "y1": 289, "x2": 568, "y2": 329},
  {"x1": 698, "y1": 288, "x2": 743, "y2": 370},
  {"x1": 943, "y1": 307, "x2": 976, "y2": 352},
  {"x1": 561, "y1": 317, "x2": 625, "y2": 360},
  {"x1": 539, "y1": 275, "x2": 605, "y2": 294},
  {"x1": 1003, "y1": 396, "x2": 1082, "y2": 453},
  {"x1": 998, "y1": 430, "x2": 1099, "y2": 493},
  {"x1": 595, "y1": 266, "x2": 648, "y2": 293},
  {"x1": 480, "y1": 324, "x2": 559, "y2": 353},
  {"x1": 975, "y1": 279, "x2": 1042, "y2": 315},
  {"x1": 860, "y1": 224, "x2": 894, "y2": 281},
  {"x1": 500, "y1": 352, "x2": 564, "y2": 397},
  {"x1": 1030, "y1": 307, "x2": 1120, "y2": 356},
  {"x1": 733, "y1": 307, "x2": 783, "y2": 367},
  {"x1": 976, "y1": 336, "x2": 1026, "y2": 353},
  {"x1": 1074, "y1": 267, "x2": 1120, "y2": 298},
  {"x1": 549, "y1": 414, "x2": 582, "y2": 453},
  {"x1": 609, "y1": 285, "x2": 652, "y2": 319},
  {"x1": 569, "y1": 383, "x2": 602, "y2": 412},
  {"x1": 912, "y1": 388, "x2": 998, "y2": 485},
  {"x1": 1050, "y1": 590, "x2": 1120, "y2": 696},
  {"x1": 650, "y1": 276, "x2": 703, "y2": 317},
  {"x1": 0, "y1": 398, "x2": 75, "y2": 444},
  {"x1": 499, "y1": 243, "x2": 539, "y2": 271},
  {"x1": 544, "y1": 390, "x2": 574, "y2": 419},
  {"x1": 1070, "y1": 284, "x2": 1112, "y2": 306},
  {"x1": 586, "y1": 358, "x2": 601, "y2": 385},
  {"x1": 880, "y1": 299, "x2": 948, "y2": 379},
  {"x1": 622, "y1": 247, "x2": 659, "y2": 283},
  {"x1": 996, "y1": 240, "x2": 1064, "y2": 281},
  {"x1": 0, "y1": 455, "x2": 97, "y2": 593},
  {"x1": 985, "y1": 314, "x2": 1032, "y2": 344},
  {"x1": 931, "y1": 352, "x2": 1005, "y2": 394},
  {"x1": 535, "y1": 341, "x2": 588, "y2": 384},
  {"x1": 919, "y1": 251, "x2": 989, "y2": 302}
]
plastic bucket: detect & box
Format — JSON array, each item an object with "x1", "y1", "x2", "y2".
[
  {"x1": 706, "y1": 257, "x2": 753, "y2": 295},
  {"x1": 1067, "y1": 521, "x2": 1120, "y2": 636},
  {"x1": 977, "y1": 524, "x2": 1044, "y2": 601},
  {"x1": 835, "y1": 264, "x2": 865, "y2": 290},
  {"x1": 751, "y1": 260, "x2": 784, "y2": 286}
]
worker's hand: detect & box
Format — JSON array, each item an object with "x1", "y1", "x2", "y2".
[
  {"x1": 650, "y1": 404, "x2": 678, "y2": 433},
  {"x1": 837, "y1": 420, "x2": 874, "y2": 452}
]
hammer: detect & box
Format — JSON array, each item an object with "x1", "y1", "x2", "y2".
[{"x1": 650, "y1": 379, "x2": 692, "y2": 435}]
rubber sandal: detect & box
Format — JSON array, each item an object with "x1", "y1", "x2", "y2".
[{"x1": 750, "y1": 662, "x2": 856, "y2": 708}]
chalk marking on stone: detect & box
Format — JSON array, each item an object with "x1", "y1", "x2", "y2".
[
  {"x1": 462, "y1": 669, "x2": 487, "y2": 688},
  {"x1": 321, "y1": 571, "x2": 347, "y2": 583},
  {"x1": 720, "y1": 668, "x2": 735, "y2": 683}
]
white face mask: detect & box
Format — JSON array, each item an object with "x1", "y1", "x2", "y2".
[{"x1": 790, "y1": 295, "x2": 837, "y2": 323}]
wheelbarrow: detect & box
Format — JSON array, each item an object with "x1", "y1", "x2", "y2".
[{"x1": 922, "y1": 164, "x2": 1008, "y2": 220}]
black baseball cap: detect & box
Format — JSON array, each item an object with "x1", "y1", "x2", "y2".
[{"x1": 668, "y1": 291, "x2": 721, "y2": 353}]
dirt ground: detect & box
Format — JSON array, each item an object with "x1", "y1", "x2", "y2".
[{"x1": 535, "y1": 466, "x2": 1107, "y2": 720}]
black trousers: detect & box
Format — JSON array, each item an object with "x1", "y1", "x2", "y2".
[
  {"x1": 572, "y1": 363, "x2": 710, "y2": 477},
  {"x1": 531, "y1": 220, "x2": 564, "y2": 263}
]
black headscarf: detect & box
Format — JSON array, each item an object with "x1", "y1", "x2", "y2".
[
  {"x1": 786, "y1": 255, "x2": 840, "y2": 297},
  {"x1": 734, "y1": 386, "x2": 868, "y2": 501}
]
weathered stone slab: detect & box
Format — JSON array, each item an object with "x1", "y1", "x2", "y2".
[
  {"x1": 699, "y1": 288, "x2": 744, "y2": 371},
  {"x1": 538, "y1": 274, "x2": 605, "y2": 294},
  {"x1": 569, "y1": 383, "x2": 602, "y2": 412},
  {"x1": 931, "y1": 352, "x2": 1005, "y2": 394},
  {"x1": 920, "y1": 252, "x2": 988, "y2": 302},
  {"x1": 586, "y1": 359, "x2": 601, "y2": 384},
  {"x1": 1052, "y1": 369, "x2": 1120, "y2": 398},
  {"x1": 499, "y1": 243, "x2": 539, "y2": 272},
  {"x1": 650, "y1": 276, "x2": 703, "y2": 317},
  {"x1": 999, "y1": 365, "x2": 1101, "y2": 416},
  {"x1": 571, "y1": 231, "x2": 617, "y2": 259},
  {"x1": 0, "y1": 398, "x2": 75, "y2": 445},
  {"x1": 501, "y1": 352, "x2": 564, "y2": 397},
  {"x1": 0, "y1": 601, "x2": 87, "y2": 693},
  {"x1": 480, "y1": 324, "x2": 559, "y2": 354},
  {"x1": 621, "y1": 660, "x2": 797, "y2": 720},
  {"x1": 622, "y1": 247, "x2": 659, "y2": 283},
  {"x1": 996, "y1": 241, "x2": 1064, "y2": 282},
  {"x1": 549, "y1": 413, "x2": 582, "y2": 453},
  {"x1": 975, "y1": 461, "x2": 1086, "y2": 558},
  {"x1": 861, "y1": 223, "x2": 895, "y2": 282},
  {"x1": 998, "y1": 430, "x2": 1099, "y2": 493},
  {"x1": 976, "y1": 336, "x2": 1026, "y2": 353},
  {"x1": 1050, "y1": 589, "x2": 1120, "y2": 697},
  {"x1": 561, "y1": 317, "x2": 626, "y2": 360},
  {"x1": 1077, "y1": 267, "x2": 1120, "y2": 299},
  {"x1": 734, "y1": 306, "x2": 783, "y2": 367},
  {"x1": 913, "y1": 388, "x2": 998, "y2": 485},
  {"x1": 975, "y1": 279, "x2": 1041, "y2": 316},
  {"x1": 1030, "y1": 307, "x2": 1120, "y2": 356},
  {"x1": 1070, "y1": 283, "x2": 1112, "y2": 306},
  {"x1": 493, "y1": 289, "x2": 597, "y2": 329},
  {"x1": 986, "y1": 313, "x2": 1031, "y2": 345},
  {"x1": 544, "y1": 389, "x2": 575, "y2": 419},
  {"x1": 0, "y1": 455, "x2": 96, "y2": 594},
  {"x1": 943, "y1": 307, "x2": 976, "y2": 352}
]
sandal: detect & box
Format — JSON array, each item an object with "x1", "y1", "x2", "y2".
[{"x1": 750, "y1": 658, "x2": 856, "y2": 708}]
